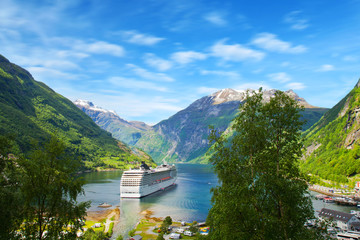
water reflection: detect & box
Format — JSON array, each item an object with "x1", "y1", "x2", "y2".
[
  {"x1": 79, "y1": 165, "x2": 358, "y2": 238},
  {"x1": 79, "y1": 164, "x2": 216, "y2": 237}
]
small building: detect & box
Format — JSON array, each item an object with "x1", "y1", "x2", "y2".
[
  {"x1": 91, "y1": 223, "x2": 101, "y2": 228},
  {"x1": 184, "y1": 230, "x2": 193, "y2": 236},
  {"x1": 318, "y1": 208, "x2": 360, "y2": 231},
  {"x1": 169, "y1": 233, "x2": 181, "y2": 239},
  {"x1": 130, "y1": 235, "x2": 142, "y2": 240}
]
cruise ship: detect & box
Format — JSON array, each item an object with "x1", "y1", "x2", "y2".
[{"x1": 120, "y1": 162, "x2": 177, "y2": 198}]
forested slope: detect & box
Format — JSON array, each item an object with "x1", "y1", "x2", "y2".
[
  {"x1": 0, "y1": 54, "x2": 154, "y2": 169},
  {"x1": 302, "y1": 80, "x2": 360, "y2": 183}
]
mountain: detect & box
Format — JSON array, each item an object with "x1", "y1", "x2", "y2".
[
  {"x1": 0, "y1": 54, "x2": 154, "y2": 170},
  {"x1": 302, "y1": 79, "x2": 360, "y2": 183},
  {"x1": 74, "y1": 99, "x2": 151, "y2": 145},
  {"x1": 76, "y1": 88, "x2": 328, "y2": 164}
]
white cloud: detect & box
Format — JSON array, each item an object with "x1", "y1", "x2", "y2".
[
  {"x1": 143, "y1": 53, "x2": 172, "y2": 71},
  {"x1": 76, "y1": 41, "x2": 125, "y2": 57},
  {"x1": 317, "y1": 64, "x2": 335, "y2": 72},
  {"x1": 126, "y1": 64, "x2": 175, "y2": 82},
  {"x1": 122, "y1": 30, "x2": 165, "y2": 46},
  {"x1": 210, "y1": 40, "x2": 265, "y2": 62},
  {"x1": 109, "y1": 76, "x2": 168, "y2": 92},
  {"x1": 65, "y1": 89, "x2": 183, "y2": 124},
  {"x1": 200, "y1": 70, "x2": 240, "y2": 79},
  {"x1": 197, "y1": 86, "x2": 219, "y2": 95},
  {"x1": 171, "y1": 51, "x2": 207, "y2": 64},
  {"x1": 204, "y1": 12, "x2": 227, "y2": 26},
  {"x1": 267, "y1": 72, "x2": 291, "y2": 83},
  {"x1": 343, "y1": 55, "x2": 358, "y2": 62},
  {"x1": 284, "y1": 11, "x2": 309, "y2": 30},
  {"x1": 26, "y1": 66, "x2": 80, "y2": 81},
  {"x1": 251, "y1": 33, "x2": 307, "y2": 54},
  {"x1": 286, "y1": 82, "x2": 306, "y2": 90}
]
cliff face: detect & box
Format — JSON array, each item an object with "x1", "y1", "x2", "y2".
[{"x1": 302, "y1": 79, "x2": 360, "y2": 182}]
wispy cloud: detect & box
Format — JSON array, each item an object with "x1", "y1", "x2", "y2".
[
  {"x1": 143, "y1": 53, "x2": 173, "y2": 71},
  {"x1": 121, "y1": 30, "x2": 165, "y2": 46},
  {"x1": 197, "y1": 86, "x2": 219, "y2": 94},
  {"x1": 203, "y1": 12, "x2": 227, "y2": 26},
  {"x1": 171, "y1": 51, "x2": 207, "y2": 64},
  {"x1": 73, "y1": 40, "x2": 125, "y2": 57},
  {"x1": 126, "y1": 64, "x2": 175, "y2": 82},
  {"x1": 343, "y1": 55, "x2": 358, "y2": 62},
  {"x1": 200, "y1": 70, "x2": 240, "y2": 79},
  {"x1": 284, "y1": 11, "x2": 309, "y2": 30},
  {"x1": 286, "y1": 82, "x2": 306, "y2": 90},
  {"x1": 109, "y1": 76, "x2": 168, "y2": 92},
  {"x1": 210, "y1": 39, "x2": 265, "y2": 62},
  {"x1": 26, "y1": 66, "x2": 81, "y2": 81},
  {"x1": 317, "y1": 64, "x2": 335, "y2": 72},
  {"x1": 66, "y1": 90, "x2": 183, "y2": 123},
  {"x1": 267, "y1": 72, "x2": 291, "y2": 83},
  {"x1": 251, "y1": 33, "x2": 307, "y2": 54}
]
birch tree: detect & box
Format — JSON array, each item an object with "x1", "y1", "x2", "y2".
[{"x1": 207, "y1": 89, "x2": 321, "y2": 240}]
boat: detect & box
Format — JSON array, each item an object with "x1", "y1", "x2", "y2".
[
  {"x1": 323, "y1": 197, "x2": 335, "y2": 203},
  {"x1": 316, "y1": 194, "x2": 328, "y2": 200},
  {"x1": 120, "y1": 161, "x2": 177, "y2": 198},
  {"x1": 98, "y1": 202, "x2": 112, "y2": 208}
]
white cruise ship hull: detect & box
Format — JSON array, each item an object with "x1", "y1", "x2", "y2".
[
  {"x1": 120, "y1": 177, "x2": 176, "y2": 198},
  {"x1": 120, "y1": 163, "x2": 177, "y2": 198}
]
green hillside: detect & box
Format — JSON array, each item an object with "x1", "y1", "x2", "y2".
[
  {"x1": 301, "y1": 80, "x2": 360, "y2": 184},
  {"x1": 0, "y1": 54, "x2": 154, "y2": 170}
]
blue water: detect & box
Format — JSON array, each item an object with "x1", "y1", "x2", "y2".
[
  {"x1": 78, "y1": 164, "x2": 217, "y2": 237},
  {"x1": 78, "y1": 164, "x2": 356, "y2": 237}
]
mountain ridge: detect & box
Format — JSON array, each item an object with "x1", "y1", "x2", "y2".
[{"x1": 76, "y1": 88, "x2": 328, "y2": 164}]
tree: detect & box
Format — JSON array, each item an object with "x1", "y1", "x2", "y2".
[
  {"x1": 128, "y1": 229, "x2": 136, "y2": 237},
  {"x1": 207, "y1": 89, "x2": 320, "y2": 240},
  {"x1": 116, "y1": 235, "x2": 124, "y2": 240},
  {"x1": 160, "y1": 216, "x2": 172, "y2": 234},
  {"x1": 164, "y1": 216, "x2": 172, "y2": 226},
  {"x1": 0, "y1": 135, "x2": 23, "y2": 239},
  {"x1": 18, "y1": 136, "x2": 90, "y2": 239},
  {"x1": 83, "y1": 228, "x2": 108, "y2": 240},
  {"x1": 156, "y1": 232, "x2": 165, "y2": 240},
  {"x1": 189, "y1": 221, "x2": 198, "y2": 234}
]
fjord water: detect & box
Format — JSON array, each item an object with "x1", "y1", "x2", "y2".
[
  {"x1": 78, "y1": 164, "x2": 357, "y2": 237},
  {"x1": 78, "y1": 164, "x2": 217, "y2": 236}
]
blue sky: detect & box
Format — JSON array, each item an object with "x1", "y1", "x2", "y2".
[{"x1": 1, "y1": 0, "x2": 360, "y2": 124}]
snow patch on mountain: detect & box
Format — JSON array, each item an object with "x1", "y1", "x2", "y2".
[{"x1": 74, "y1": 99, "x2": 117, "y2": 114}]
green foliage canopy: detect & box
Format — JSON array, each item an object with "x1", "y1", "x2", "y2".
[
  {"x1": 18, "y1": 136, "x2": 90, "y2": 239},
  {"x1": 207, "y1": 89, "x2": 319, "y2": 240}
]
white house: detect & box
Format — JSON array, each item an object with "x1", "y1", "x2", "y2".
[
  {"x1": 319, "y1": 208, "x2": 360, "y2": 231},
  {"x1": 169, "y1": 233, "x2": 181, "y2": 239}
]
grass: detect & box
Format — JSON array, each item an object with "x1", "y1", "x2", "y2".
[
  {"x1": 84, "y1": 220, "x2": 105, "y2": 232},
  {"x1": 133, "y1": 219, "x2": 199, "y2": 240},
  {"x1": 108, "y1": 222, "x2": 114, "y2": 236},
  {"x1": 134, "y1": 219, "x2": 158, "y2": 239}
]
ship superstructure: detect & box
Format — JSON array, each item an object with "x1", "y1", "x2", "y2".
[{"x1": 120, "y1": 162, "x2": 177, "y2": 198}]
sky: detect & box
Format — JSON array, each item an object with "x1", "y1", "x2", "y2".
[{"x1": 1, "y1": 0, "x2": 360, "y2": 125}]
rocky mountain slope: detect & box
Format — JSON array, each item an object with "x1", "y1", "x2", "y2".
[
  {"x1": 74, "y1": 99, "x2": 151, "y2": 145},
  {"x1": 0, "y1": 54, "x2": 154, "y2": 169},
  {"x1": 77, "y1": 88, "x2": 328, "y2": 164},
  {"x1": 302, "y1": 80, "x2": 360, "y2": 183}
]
